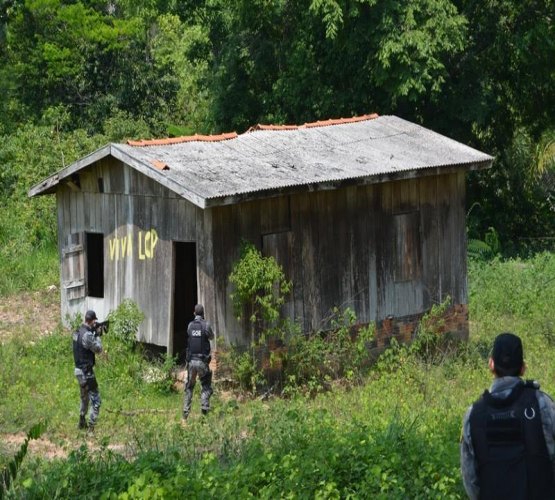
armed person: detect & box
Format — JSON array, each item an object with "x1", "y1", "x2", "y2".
[
  {"x1": 73, "y1": 310, "x2": 107, "y2": 430},
  {"x1": 182, "y1": 304, "x2": 214, "y2": 420},
  {"x1": 461, "y1": 332, "x2": 555, "y2": 499}
]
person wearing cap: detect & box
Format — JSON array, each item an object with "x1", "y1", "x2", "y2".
[
  {"x1": 460, "y1": 332, "x2": 555, "y2": 499},
  {"x1": 72, "y1": 310, "x2": 103, "y2": 430},
  {"x1": 183, "y1": 304, "x2": 214, "y2": 420}
]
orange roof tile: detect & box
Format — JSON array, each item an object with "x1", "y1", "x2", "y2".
[
  {"x1": 247, "y1": 124, "x2": 300, "y2": 132},
  {"x1": 128, "y1": 132, "x2": 238, "y2": 147},
  {"x1": 150, "y1": 159, "x2": 169, "y2": 170},
  {"x1": 127, "y1": 114, "x2": 379, "y2": 146},
  {"x1": 303, "y1": 113, "x2": 379, "y2": 128},
  {"x1": 249, "y1": 113, "x2": 379, "y2": 132}
]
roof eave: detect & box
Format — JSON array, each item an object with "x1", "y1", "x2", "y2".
[
  {"x1": 28, "y1": 144, "x2": 112, "y2": 198},
  {"x1": 203, "y1": 159, "x2": 493, "y2": 208},
  {"x1": 27, "y1": 144, "x2": 208, "y2": 209},
  {"x1": 110, "y1": 145, "x2": 206, "y2": 208}
]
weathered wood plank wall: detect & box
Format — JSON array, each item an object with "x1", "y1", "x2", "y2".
[
  {"x1": 57, "y1": 158, "x2": 208, "y2": 349},
  {"x1": 209, "y1": 171, "x2": 467, "y2": 344},
  {"x1": 56, "y1": 156, "x2": 466, "y2": 349}
]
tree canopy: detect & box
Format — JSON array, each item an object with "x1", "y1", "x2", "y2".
[{"x1": 0, "y1": 0, "x2": 554, "y2": 256}]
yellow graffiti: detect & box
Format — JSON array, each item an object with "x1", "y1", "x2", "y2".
[
  {"x1": 109, "y1": 238, "x2": 118, "y2": 260},
  {"x1": 121, "y1": 234, "x2": 132, "y2": 258},
  {"x1": 139, "y1": 229, "x2": 158, "y2": 260},
  {"x1": 108, "y1": 229, "x2": 157, "y2": 261}
]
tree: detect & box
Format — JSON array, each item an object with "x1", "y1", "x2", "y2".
[
  {"x1": 0, "y1": 0, "x2": 179, "y2": 133},
  {"x1": 207, "y1": 0, "x2": 467, "y2": 131},
  {"x1": 431, "y1": 0, "x2": 555, "y2": 252}
]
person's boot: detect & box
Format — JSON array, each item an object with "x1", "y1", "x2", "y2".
[{"x1": 78, "y1": 415, "x2": 87, "y2": 430}]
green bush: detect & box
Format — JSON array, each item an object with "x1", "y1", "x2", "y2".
[
  {"x1": 106, "y1": 299, "x2": 145, "y2": 350},
  {"x1": 229, "y1": 242, "x2": 292, "y2": 333},
  {"x1": 281, "y1": 309, "x2": 375, "y2": 393},
  {"x1": 221, "y1": 309, "x2": 375, "y2": 396},
  {"x1": 3, "y1": 254, "x2": 555, "y2": 498}
]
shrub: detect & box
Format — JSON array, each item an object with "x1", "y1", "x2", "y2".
[
  {"x1": 229, "y1": 242, "x2": 292, "y2": 336},
  {"x1": 106, "y1": 299, "x2": 145, "y2": 349},
  {"x1": 221, "y1": 309, "x2": 376, "y2": 396},
  {"x1": 1, "y1": 421, "x2": 46, "y2": 497}
]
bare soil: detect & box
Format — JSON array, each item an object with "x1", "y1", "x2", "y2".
[
  {"x1": 0, "y1": 432, "x2": 128, "y2": 461},
  {"x1": 0, "y1": 287, "x2": 60, "y2": 340}
]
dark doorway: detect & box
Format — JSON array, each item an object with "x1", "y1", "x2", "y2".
[
  {"x1": 86, "y1": 232, "x2": 104, "y2": 298},
  {"x1": 172, "y1": 242, "x2": 198, "y2": 363}
]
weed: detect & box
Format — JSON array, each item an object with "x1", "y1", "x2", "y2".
[
  {"x1": 106, "y1": 299, "x2": 145, "y2": 350},
  {"x1": 2, "y1": 253, "x2": 555, "y2": 497}
]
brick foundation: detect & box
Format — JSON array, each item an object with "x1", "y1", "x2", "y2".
[
  {"x1": 375, "y1": 303, "x2": 469, "y2": 348},
  {"x1": 213, "y1": 303, "x2": 469, "y2": 381}
]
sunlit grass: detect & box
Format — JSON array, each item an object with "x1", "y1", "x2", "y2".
[{"x1": 1, "y1": 253, "x2": 554, "y2": 497}]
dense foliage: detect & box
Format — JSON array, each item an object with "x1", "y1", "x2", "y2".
[
  {"x1": 1, "y1": 253, "x2": 555, "y2": 497},
  {"x1": 0, "y1": 3, "x2": 553, "y2": 495},
  {"x1": 0, "y1": 0, "x2": 553, "y2": 289}
]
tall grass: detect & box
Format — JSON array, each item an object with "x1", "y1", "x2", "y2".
[
  {"x1": 0, "y1": 243, "x2": 58, "y2": 296},
  {"x1": 1, "y1": 253, "x2": 554, "y2": 498}
]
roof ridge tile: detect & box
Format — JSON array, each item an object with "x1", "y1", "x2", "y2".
[
  {"x1": 127, "y1": 113, "x2": 379, "y2": 146},
  {"x1": 128, "y1": 132, "x2": 238, "y2": 147}
]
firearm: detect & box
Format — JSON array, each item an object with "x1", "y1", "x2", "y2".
[{"x1": 93, "y1": 320, "x2": 110, "y2": 336}]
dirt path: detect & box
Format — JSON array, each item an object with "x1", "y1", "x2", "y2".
[
  {"x1": 0, "y1": 289, "x2": 71, "y2": 462},
  {"x1": 0, "y1": 287, "x2": 60, "y2": 340},
  {"x1": 0, "y1": 432, "x2": 128, "y2": 461}
]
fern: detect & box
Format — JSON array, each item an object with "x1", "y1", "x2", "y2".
[{"x1": 467, "y1": 239, "x2": 494, "y2": 260}]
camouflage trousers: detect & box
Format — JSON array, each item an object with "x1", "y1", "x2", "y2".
[
  {"x1": 76, "y1": 371, "x2": 101, "y2": 427},
  {"x1": 183, "y1": 359, "x2": 213, "y2": 418}
]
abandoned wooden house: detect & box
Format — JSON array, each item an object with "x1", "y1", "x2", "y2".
[{"x1": 29, "y1": 114, "x2": 493, "y2": 357}]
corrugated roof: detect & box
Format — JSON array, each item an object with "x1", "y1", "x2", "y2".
[{"x1": 28, "y1": 115, "x2": 493, "y2": 208}]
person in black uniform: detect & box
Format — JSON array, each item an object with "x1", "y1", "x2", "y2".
[
  {"x1": 73, "y1": 310, "x2": 103, "y2": 430},
  {"x1": 183, "y1": 304, "x2": 214, "y2": 420},
  {"x1": 460, "y1": 332, "x2": 555, "y2": 499}
]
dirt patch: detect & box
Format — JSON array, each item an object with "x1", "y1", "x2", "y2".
[
  {"x1": 0, "y1": 287, "x2": 61, "y2": 340},
  {"x1": 0, "y1": 432, "x2": 129, "y2": 461},
  {"x1": 1, "y1": 433, "x2": 69, "y2": 460}
]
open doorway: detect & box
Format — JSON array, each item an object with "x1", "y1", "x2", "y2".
[
  {"x1": 85, "y1": 232, "x2": 104, "y2": 298},
  {"x1": 172, "y1": 242, "x2": 198, "y2": 363}
]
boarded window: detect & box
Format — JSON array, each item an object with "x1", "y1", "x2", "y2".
[
  {"x1": 261, "y1": 196, "x2": 291, "y2": 234},
  {"x1": 62, "y1": 233, "x2": 86, "y2": 301},
  {"x1": 86, "y1": 232, "x2": 104, "y2": 298},
  {"x1": 393, "y1": 212, "x2": 421, "y2": 282}
]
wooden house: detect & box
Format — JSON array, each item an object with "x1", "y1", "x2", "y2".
[{"x1": 29, "y1": 114, "x2": 493, "y2": 356}]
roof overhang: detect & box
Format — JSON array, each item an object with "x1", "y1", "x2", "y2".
[
  {"x1": 201, "y1": 160, "x2": 491, "y2": 208},
  {"x1": 28, "y1": 115, "x2": 494, "y2": 209},
  {"x1": 28, "y1": 144, "x2": 207, "y2": 208}
]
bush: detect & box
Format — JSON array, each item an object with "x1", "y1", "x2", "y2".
[
  {"x1": 220, "y1": 309, "x2": 376, "y2": 396},
  {"x1": 229, "y1": 242, "x2": 292, "y2": 334},
  {"x1": 106, "y1": 299, "x2": 145, "y2": 349}
]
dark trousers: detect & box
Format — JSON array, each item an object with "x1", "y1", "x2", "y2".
[
  {"x1": 183, "y1": 359, "x2": 213, "y2": 417},
  {"x1": 76, "y1": 371, "x2": 101, "y2": 426}
]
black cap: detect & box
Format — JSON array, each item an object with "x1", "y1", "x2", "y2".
[
  {"x1": 492, "y1": 332, "x2": 523, "y2": 371},
  {"x1": 85, "y1": 310, "x2": 98, "y2": 321}
]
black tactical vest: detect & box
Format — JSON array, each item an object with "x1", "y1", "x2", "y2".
[
  {"x1": 186, "y1": 318, "x2": 211, "y2": 362},
  {"x1": 469, "y1": 380, "x2": 555, "y2": 500},
  {"x1": 72, "y1": 325, "x2": 95, "y2": 371}
]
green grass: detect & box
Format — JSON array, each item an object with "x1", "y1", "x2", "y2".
[
  {"x1": 1, "y1": 252, "x2": 555, "y2": 498},
  {"x1": 0, "y1": 243, "x2": 58, "y2": 296}
]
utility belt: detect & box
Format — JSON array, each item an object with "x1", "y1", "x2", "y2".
[
  {"x1": 189, "y1": 353, "x2": 211, "y2": 365},
  {"x1": 76, "y1": 365, "x2": 94, "y2": 376}
]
